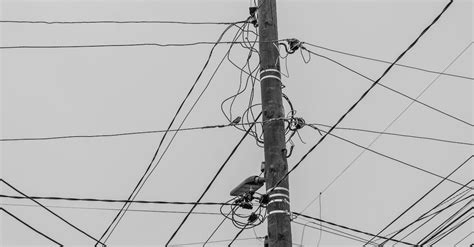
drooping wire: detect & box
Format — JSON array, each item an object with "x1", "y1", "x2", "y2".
[
  {"x1": 298, "y1": 41, "x2": 473, "y2": 217},
  {"x1": 0, "y1": 207, "x2": 63, "y2": 246},
  {"x1": 0, "y1": 203, "x2": 224, "y2": 216},
  {"x1": 293, "y1": 212, "x2": 414, "y2": 245},
  {"x1": 267, "y1": 0, "x2": 457, "y2": 196},
  {"x1": 0, "y1": 179, "x2": 104, "y2": 246},
  {"x1": 0, "y1": 20, "x2": 245, "y2": 25},
  {"x1": 301, "y1": 47, "x2": 473, "y2": 126},
  {"x1": 165, "y1": 113, "x2": 262, "y2": 246},
  {"x1": 0, "y1": 194, "x2": 235, "y2": 206},
  {"x1": 98, "y1": 20, "x2": 247, "y2": 245},
  {"x1": 302, "y1": 42, "x2": 473, "y2": 81},
  {"x1": 367, "y1": 155, "x2": 472, "y2": 245}
]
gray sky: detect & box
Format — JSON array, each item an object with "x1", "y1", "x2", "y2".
[{"x1": 1, "y1": 0, "x2": 472, "y2": 246}]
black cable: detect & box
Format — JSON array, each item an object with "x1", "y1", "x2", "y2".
[
  {"x1": 0, "y1": 40, "x2": 284, "y2": 50},
  {"x1": 228, "y1": 223, "x2": 249, "y2": 246},
  {"x1": 368, "y1": 155, "x2": 472, "y2": 245},
  {"x1": 0, "y1": 203, "x2": 223, "y2": 215},
  {"x1": 420, "y1": 207, "x2": 472, "y2": 245},
  {"x1": 269, "y1": 0, "x2": 455, "y2": 193},
  {"x1": 165, "y1": 113, "x2": 262, "y2": 246},
  {"x1": 97, "y1": 21, "x2": 245, "y2": 244},
  {"x1": 454, "y1": 231, "x2": 473, "y2": 246},
  {"x1": 390, "y1": 191, "x2": 473, "y2": 245},
  {"x1": 0, "y1": 207, "x2": 63, "y2": 246},
  {"x1": 203, "y1": 212, "x2": 231, "y2": 246},
  {"x1": 3, "y1": 121, "x2": 470, "y2": 147},
  {"x1": 298, "y1": 42, "x2": 473, "y2": 217},
  {"x1": 0, "y1": 179, "x2": 105, "y2": 246},
  {"x1": 168, "y1": 237, "x2": 265, "y2": 246},
  {"x1": 302, "y1": 42, "x2": 473, "y2": 81},
  {"x1": 310, "y1": 123, "x2": 472, "y2": 146},
  {"x1": 387, "y1": 181, "x2": 473, "y2": 245},
  {"x1": 302, "y1": 49, "x2": 472, "y2": 127},
  {"x1": 293, "y1": 220, "x2": 378, "y2": 246},
  {"x1": 0, "y1": 194, "x2": 234, "y2": 206},
  {"x1": 0, "y1": 20, "x2": 244, "y2": 25},
  {"x1": 430, "y1": 215, "x2": 473, "y2": 245},
  {"x1": 311, "y1": 126, "x2": 469, "y2": 187},
  {"x1": 293, "y1": 212, "x2": 415, "y2": 246},
  {"x1": 0, "y1": 123, "x2": 234, "y2": 142}
]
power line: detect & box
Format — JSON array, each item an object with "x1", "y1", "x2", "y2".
[
  {"x1": 311, "y1": 124, "x2": 472, "y2": 146},
  {"x1": 268, "y1": 0, "x2": 456, "y2": 194},
  {"x1": 0, "y1": 179, "x2": 105, "y2": 246},
  {"x1": 310, "y1": 126, "x2": 468, "y2": 188},
  {"x1": 165, "y1": 113, "x2": 262, "y2": 246},
  {"x1": 302, "y1": 48, "x2": 472, "y2": 127},
  {"x1": 367, "y1": 155, "x2": 472, "y2": 245},
  {"x1": 0, "y1": 203, "x2": 222, "y2": 215},
  {"x1": 0, "y1": 20, "x2": 243, "y2": 25},
  {"x1": 302, "y1": 42, "x2": 473, "y2": 81},
  {"x1": 0, "y1": 194, "x2": 234, "y2": 206},
  {"x1": 430, "y1": 215, "x2": 473, "y2": 245},
  {"x1": 298, "y1": 42, "x2": 473, "y2": 216},
  {"x1": 97, "y1": 21, "x2": 246, "y2": 244},
  {"x1": 293, "y1": 220, "x2": 377, "y2": 246},
  {"x1": 3, "y1": 121, "x2": 471, "y2": 146},
  {"x1": 168, "y1": 236, "x2": 265, "y2": 247},
  {"x1": 0, "y1": 207, "x2": 62, "y2": 246},
  {"x1": 292, "y1": 212, "x2": 415, "y2": 245}
]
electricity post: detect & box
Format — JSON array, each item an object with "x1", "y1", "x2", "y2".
[{"x1": 258, "y1": 0, "x2": 292, "y2": 246}]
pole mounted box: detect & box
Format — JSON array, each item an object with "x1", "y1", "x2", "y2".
[{"x1": 230, "y1": 176, "x2": 265, "y2": 197}]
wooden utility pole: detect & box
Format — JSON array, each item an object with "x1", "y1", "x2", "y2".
[{"x1": 258, "y1": 0, "x2": 292, "y2": 246}]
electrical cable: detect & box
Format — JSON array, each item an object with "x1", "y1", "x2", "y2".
[
  {"x1": 418, "y1": 200, "x2": 472, "y2": 244},
  {"x1": 0, "y1": 179, "x2": 104, "y2": 246},
  {"x1": 0, "y1": 40, "x2": 285, "y2": 50},
  {"x1": 0, "y1": 207, "x2": 63, "y2": 246},
  {"x1": 298, "y1": 42, "x2": 474, "y2": 217},
  {"x1": 309, "y1": 125, "x2": 468, "y2": 187},
  {"x1": 367, "y1": 155, "x2": 472, "y2": 245},
  {"x1": 0, "y1": 194, "x2": 234, "y2": 206},
  {"x1": 302, "y1": 42, "x2": 473, "y2": 81},
  {"x1": 420, "y1": 207, "x2": 472, "y2": 245},
  {"x1": 0, "y1": 203, "x2": 223, "y2": 216},
  {"x1": 429, "y1": 215, "x2": 473, "y2": 245},
  {"x1": 302, "y1": 48, "x2": 472, "y2": 127},
  {"x1": 293, "y1": 220, "x2": 378, "y2": 246},
  {"x1": 293, "y1": 212, "x2": 414, "y2": 246},
  {"x1": 454, "y1": 231, "x2": 473, "y2": 246},
  {"x1": 165, "y1": 113, "x2": 262, "y2": 246},
  {"x1": 310, "y1": 123, "x2": 473, "y2": 146},
  {"x1": 389, "y1": 182, "x2": 473, "y2": 245},
  {"x1": 168, "y1": 236, "x2": 265, "y2": 247},
  {"x1": 2, "y1": 121, "x2": 470, "y2": 147},
  {"x1": 98, "y1": 21, "x2": 246, "y2": 245},
  {"x1": 0, "y1": 20, "x2": 244, "y2": 25},
  {"x1": 267, "y1": 0, "x2": 455, "y2": 195}
]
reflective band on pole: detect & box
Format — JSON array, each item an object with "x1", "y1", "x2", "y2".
[
  {"x1": 267, "y1": 187, "x2": 289, "y2": 194},
  {"x1": 269, "y1": 193, "x2": 290, "y2": 200},
  {"x1": 260, "y1": 75, "x2": 281, "y2": 81},
  {"x1": 267, "y1": 198, "x2": 290, "y2": 206},
  {"x1": 260, "y1": 68, "x2": 280, "y2": 75},
  {"x1": 267, "y1": 210, "x2": 289, "y2": 216}
]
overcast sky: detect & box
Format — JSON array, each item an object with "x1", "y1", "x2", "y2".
[{"x1": 1, "y1": 0, "x2": 472, "y2": 246}]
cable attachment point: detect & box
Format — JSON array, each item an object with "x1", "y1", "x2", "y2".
[
  {"x1": 287, "y1": 38, "x2": 302, "y2": 53},
  {"x1": 249, "y1": 7, "x2": 258, "y2": 27},
  {"x1": 289, "y1": 117, "x2": 306, "y2": 131},
  {"x1": 278, "y1": 38, "x2": 302, "y2": 55}
]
